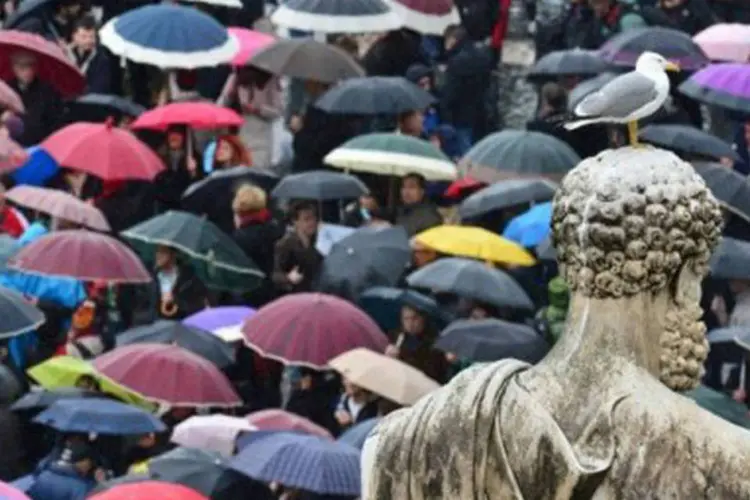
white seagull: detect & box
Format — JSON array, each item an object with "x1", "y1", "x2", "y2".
[{"x1": 565, "y1": 51, "x2": 680, "y2": 146}]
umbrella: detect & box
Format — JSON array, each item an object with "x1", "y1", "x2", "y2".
[
  {"x1": 639, "y1": 124, "x2": 739, "y2": 161},
  {"x1": 329, "y1": 347, "x2": 440, "y2": 405},
  {"x1": 0, "y1": 30, "x2": 84, "y2": 97},
  {"x1": 33, "y1": 397, "x2": 165, "y2": 435},
  {"x1": 89, "y1": 475, "x2": 151, "y2": 495},
  {"x1": 693, "y1": 23, "x2": 750, "y2": 63},
  {"x1": 359, "y1": 286, "x2": 446, "y2": 332},
  {"x1": 325, "y1": 133, "x2": 457, "y2": 181},
  {"x1": 458, "y1": 178, "x2": 557, "y2": 220},
  {"x1": 462, "y1": 130, "x2": 580, "y2": 182},
  {"x1": 116, "y1": 320, "x2": 235, "y2": 368},
  {"x1": 0, "y1": 365, "x2": 21, "y2": 405},
  {"x1": 228, "y1": 27, "x2": 275, "y2": 67},
  {"x1": 4, "y1": 0, "x2": 51, "y2": 29},
  {"x1": 248, "y1": 38, "x2": 364, "y2": 83},
  {"x1": 0, "y1": 481, "x2": 29, "y2": 500},
  {"x1": 406, "y1": 257, "x2": 533, "y2": 310},
  {"x1": 317, "y1": 226, "x2": 411, "y2": 300},
  {"x1": 242, "y1": 292, "x2": 389, "y2": 369},
  {"x1": 338, "y1": 417, "x2": 380, "y2": 450},
  {"x1": 0, "y1": 136, "x2": 28, "y2": 174},
  {"x1": 131, "y1": 102, "x2": 244, "y2": 131},
  {"x1": 6, "y1": 185, "x2": 111, "y2": 231},
  {"x1": 679, "y1": 63, "x2": 750, "y2": 115},
  {"x1": 182, "y1": 306, "x2": 255, "y2": 334},
  {"x1": 414, "y1": 225, "x2": 536, "y2": 266},
  {"x1": 41, "y1": 121, "x2": 165, "y2": 181},
  {"x1": 171, "y1": 415, "x2": 256, "y2": 457},
  {"x1": 72, "y1": 94, "x2": 145, "y2": 121},
  {"x1": 100, "y1": 4, "x2": 238, "y2": 69},
  {"x1": 230, "y1": 431, "x2": 360, "y2": 496},
  {"x1": 94, "y1": 344, "x2": 241, "y2": 407},
  {"x1": 0, "y1": 286, "x2": 44, "y2": 339},
  {"x1": 0, "y1": 234, "x2": 17, "y2": 273},
  {"x1": 314, "y1": 76, "x2": 435, "y2": 115},
  {"x1": 122, "y1": 210, "x2": 264, "y2": 293},
  {"x1": 503, "y1": 202, "x2": 553, "y2": 248},
  {"x1": 709, "y1": 237, "x2": 750, "y2": 280},
  {"x1": 567, "y1": 73, "x2": 618, "y2": 112},
  {"x1": 26, "y1": 356, "x2": 154, "y2": 409},
  {"x1": 10, "y1": 387, "x2": 101, "y2": 413},
  {"x1": 693, "y1": 161, "x2": 750, "y2": 222},
  {"x1": 386, "y1": 0, "x2": 459, "y2": 35},
  {"x1": 8, "y1": 230, "x2": 152, "y2": 283},
  {"x1": 271, "y1": 170, "x2": 368, "y2": 200},
  {"x1": 444, "y1": 176, "x2": 485, "y2": 200},
  {"x1": 0, "y1": 80, "x2": 23, "y2": 114},
  {"x1": 246, "y1": 409, "x2": 333, "y2": 439},
  {"x1": 707, "y1": 327, "x2": 750, "y2": 351},
  {"x1": 181, "y1": 166, "x2": 280, "y2": 218},
  {"x1": 436, "y1": 318, "x2": 550, "y2": 363},
  {"x1": 528, "y1": 49, "x2": 611, "y2": 80},
  {"x1": 685, "y1": 384, "x2": 750, "y2": 429},
  {"x1": 598, "y1": 26, "x2": 709, "y2": 70},
  {"x1": 536, "y1": 237, "x2": 556, "y2": 262},
  {"x1": 11, "y1": 146, "x2": 57, "y2": 187},
  {"x1": 183, "y1": 0, "x2": 242, "y2": 6},
  {"x1": 272, "y1": 0, "x2": 402, "y2": 33},
  {"x1": 89, "y1": 481, "x2": 208, "y2": 500}
]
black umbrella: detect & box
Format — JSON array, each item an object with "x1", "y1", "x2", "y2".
[
  {"x1": 116, "y1": 320, "x2": 235, "y2": 368},
  {"x1": 435, "y1": 318, "x2": 549, "y2": 363},
  {"x1": 567, "y1": 72, "x2": 618, "y2": 112},
  {"x1": 0, "y1": 286, "x2": 45, "y2": 339},
  {"x1": 10, "y1": 388, "x2": 103, "y2": 413},
  {"x1": 71, "y1": 94, "x2": 146, "y2": 122},
  {"x1": 639, "y1": 125, "x2": 739, "y2": 162},
  {"x1": 458, "y1": 178, "x2": 557, "y2": 220},
  {"x1": 406, "y1": 257, "x2": 533, "y2": 310},
  {"x1": 528, "y1": 49, "x2": 611, "y2": 81},
  {"x1": 709, "y1": 237, "x2": 750, "y2": 281},
  {"x1": 271, "y1": 170, "x2": 369, "y2": 201},
  {"x1": 317, "y1": 226, "x2": 411, "y2": 301},
  {"x1": 693, "y1": 161, "x2": 750, "y2": 222},
  {"x1": 314, "y1": 76, "x2": 436, "y2": 115},
  {"x1": 359, "y1": 286, "x2": 449, "y2": 332},
  {"x1": 182, "y1": 166, "x2": 280, "y2": 211},
  {"x1": 4, "y1": 0, "x2": 52, "y2": 30},
  {"x1": 598, "y1": 27, "x2": 709, "y2": 70},
  {"x1": 0, "y1": 365, "x2": 21, "y2": 405},
  {"x1": 249, "y1": 39, "x2": 364, "y2": 83}
]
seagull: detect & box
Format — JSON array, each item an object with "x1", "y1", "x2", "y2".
[{"x1": 564, "y1": 51, "x2": 680, "y2": 146}]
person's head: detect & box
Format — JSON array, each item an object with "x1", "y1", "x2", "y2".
[
  {"x1": 588, "y1": 0, "x2": 613, "y2": 18},
  {"x1": 290, "y1": 201, "x2": 318, "y2": 238},
  {"x1": 397, "y1": 110, "x2": 424, "y2": 137},
  {"x1": 659, "y1": 0, "x2": 684, "y2": 9},
  {"x1": 360, "y1": 194, "x2": 378, "y2": 212},
  {"x1": 331, "y1": 35, "x2": 359, "y2": 60},
  {"x1": 443, "y1": 24, "x2": 464, "y2": 52},
  {"x1": 304, "y1": 80, "x2": 332, "y2": 100},
  {"x1": 343, "y1": 378, "x2": 368, "y2": 399},
  {"x1": 11, "y1": 52, "x2": 36, "y2": 85},
  {"x1": 729, "y1": 279, "x2": 750, "y2": 295},
  {"x1": 57, "y1": 0, "x2": 83, "y2": 19},
  {"x1": 406, "y1": 64, "x2": 433, "y2": 92},
  {"x1": 469, "y1": 305, "x2": 490, "y2": 320},
  {"x1": 401, "y1": 305, "x2": 426, "y2": 336},
  {"x1": 155, "y1": 245, "x2": 178, "y2": 270},
  {"x1": 400, "y1": 173, "x2": 427, "y2": 206},
  {"x1": 215, "y1": 135, "x2": 251, "y2": 167},
  {"x1": 72, "y1": 15, "x2": 97, "y2": 52},
  {"x1": 411, "y1": 239, "x2": 437, "y2": 268},
  {"x1": 64, "y1": 441, "x2": 96, "y2": 476},
  {"x1": 539, "y1": 82, "x2": 567, "y2": 116},
  {"x1": 166, "y1": 127, "x2": 186, "y2": 151},
  {"x1": 232, "y1": 184, "x2": 267, "y2": 226},
  {"x1": 74, "y1": 374, "x2": 101, "y2": 391}
]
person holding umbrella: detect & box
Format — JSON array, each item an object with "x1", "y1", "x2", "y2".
[
  {"x1": 153, "y1": 245, "x2": 208, "y2": 321},
  {"x1": 395, "y1": 173, "x2": 442, "y2": 237},
  {"x1": 272, "y1": 201, "x2": 322, "y2": 294},
  {"x1": 27, "y1": 440, "x2": 102, "y2": 500},
  {"x1": 154, "y1": 126, "x2": 201, "y2": 212}
]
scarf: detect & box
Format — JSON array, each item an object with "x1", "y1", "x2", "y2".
[{"x1": 236, "y1": 209, "x2": 271, "y2": 227}]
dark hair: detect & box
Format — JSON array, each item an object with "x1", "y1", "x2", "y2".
[
  {"x1": 540, "y1": 82, "x2": 567, "y2": 112},
  {"x1": 402, "y1": 172, "x2": 427, "y2": 189},
  {"x1": 74, "y1": 14, "x2": 97, "y2": 32},
  {"x1": 290, "y1": 200, "x2": 318, "y2": 220}
]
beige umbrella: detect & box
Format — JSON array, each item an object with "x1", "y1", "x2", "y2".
[
  {"x1": 6, "y1": 185, "x2": 110, "y2": 231},
  {"x1": 329, "y1": 348, "x2": 440, "y2": 406}
]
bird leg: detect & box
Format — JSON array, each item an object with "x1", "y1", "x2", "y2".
[{"x1": 627, "y1": 121, "x2": 640, "y2": 147}]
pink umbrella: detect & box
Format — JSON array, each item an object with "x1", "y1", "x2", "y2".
[
  {"x1": 694, "y1": 24, "x2": 750, "y2": 63},
  {"x1": 246, "y1": 409, "x2": 333, "y2": 439},
  {"x1": 228, "y1": 27, "x2": 275, "y2": 66},
  {"x1": 131, "y1": 102, "x2": 244, "y2": 131},
  {"x1": 6, "y1": 186, "x2": 110, "y2": 231},
  {"x1": 0, "y1": 481, "x2": 30, "y2": 500},
  {"x1": 171, "y1": 414, "x2": 256, "y2": 456}
]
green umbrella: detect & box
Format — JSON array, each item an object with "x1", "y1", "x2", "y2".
[
  {"x1": 121, "y1": 211, "x2": 264, "y2": 293},
  {"x1": 324, "y1": 133, "x2": 457, "y2": 181},
  {"x1": 685, "y1": 385, "x2": 750, "y2": 429}
]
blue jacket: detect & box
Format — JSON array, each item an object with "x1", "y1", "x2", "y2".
[{"x1": 27, "y1": 463, "x2": 95, "y2": 500}]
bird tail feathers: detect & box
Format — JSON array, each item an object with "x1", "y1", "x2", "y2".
[{"x1": 564, "y1": 118, "x2": 604, "y2": 131}]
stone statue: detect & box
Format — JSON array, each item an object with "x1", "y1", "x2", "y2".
[{"x1": 362, "y1": 147, "x2": 750, "y2": 499}]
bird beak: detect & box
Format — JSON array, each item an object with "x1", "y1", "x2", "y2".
[{"x1": 665, "y1": 61, "x2": 680, "y2": 72}]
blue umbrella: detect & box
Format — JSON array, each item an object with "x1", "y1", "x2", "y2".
[
  {"x1": 338, "y1": 417, "x2": 380, "y2": 450},
  {"x1": 503, "y1": 202, "x2": 553, "y2": 248},
  {"x1": 11, "y1": 147, "x2": 58, "y2": 187},
  {"x1": 33, "y1": 398, "x2": 165, "y2": 435},
  {"x1": 359, "y1": 286, "x2": 447, "y2": 332},
  {"x1": 230, "y1": 431, "x2": 360, "y2": 496},
  {"x1": 99, "y1": 4, "x2": 238, "y2": 69}
]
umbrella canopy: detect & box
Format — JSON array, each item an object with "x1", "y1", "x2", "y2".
[
  {"x1": 182, "y1": 306, "x2": 255, "y2": 334},
  {"x1": 131, "y1": 102, "x2": 244, "y2": 131},
  {"x1": 0, "y1": 481, "x2": 29, "y2": 500},
  {"x1": 359, "y1": 286, "x2": 445, "y2": 332},
  {"x1": 709, "y1": 237, "x2": 750, "y2": 280},
  {"x1": 463, "y1": 130, "x2": 580, "y2": 182},
  {"x1": 693, "y1": 23, "x2": 750, "y2": 63},
  {"x1": 183, "y1": 0, "x2": 242, "y2": 6},
  {"x1": 0, "y1": 30, "x2": 84, "y2": 97},
  {"x1": 10, "y1": 387, "x2": 100, "y2": 413},
  {"x1": 0, "y1": 286, "x2": 44, "y2": 339},
  {"x1": 93, "y1": 344, "x2": 241, "y2": 407},
  {"x1": 41, "y1": 121, "x2": 165, "y2": 181},
  {"x1": 230, "y1": 432, "x2": 360, "y2": 496},
  {"x1": 678, "y1": 63, "x2": 750, "y2": 115},
  {"x1": 89, "y1": 481, "x2": 208, "y2": 500},
  {"x1": 337, "y1": 417, "x2": 380, "y2": 450},
  {"x1": 272, "y1": 0, "x2": 402, "y2": 33},
  {"x1": 122, "y1": 211, "x2": 264, "y2": 293},
  {"x1": 228, "y1": 27, "x2": 275, "y2": 67},
  {"x1": 7, "y1": 230, "x2": 152, "y2": 283},
  {"x1": 246, "y1": 409, "x2": 333, "y2": 439},
  {"x1": 707, "y1": 327, "x2": 750, "y2": 352},
  {"x1": 639, "y1": 124, "x2": 739, "y2": 161},
  {"x1": 386, "y1": 0, "x2": 459, "y2": 35},
  {"x1": 6, "y1": 185, "x2": 110, "y2": 231},
  {"x1": 116, "y1": 320, "x2": 235, "y2": 368},
  {"x1": 444, "y1": 176, "x2": 485, "y2": 200},
  {"x1": 100, "y1": 4, "x2": 238, "y2": 69},
  {"x1": 414, "y1": 225, "x2": 536, "y2": 266},
  {"x1": 317, "y1": 226, "x2": 411, "y2": 301},
  {"x1": 329, "y1": 347, "x2": 440, "y2": 405},
  {"x1": 72, "y1": 94, "x2": 145, "y2": 121},
  {"x1": 33, "y1": 397, "x2": 165, "y2": 435},
  {"x1": 503, "y1": 202, "x2": 553, "y2": 248},
  {"x1": 436, "y1": 318, "x2": 550, "y2": 363},
  {"x1": 325, "y1": 132, "x2": 457, "y2": 181},
  {"x1": 248, "y1": 38, "x2": 364, "y2": 83},
  {"x1": 0, "y1": 136, "x2": 27, "y2": 174},
  {"x1": 0, "y1": 234, "x2": 17, "y2": 273},
  {"x1": 685, "y1": 384, "x2": 750, "y2": 429},
  {"x1": 271, "y1": 170, "x2": 368, "y2": 200},
  {"x1": 693, "y1": 161, "x2": 750, "y2": 222},
  {"x1": 11, "y1": 146, "x2": 57, "y2": 187},
  {"x1": 567, "y1": 73, "x2": 618, "y2": 112},
  {"x1": 171, "y1": 415, "x2": 256, "y2": 457},
  {"x1": 242, "y1": 292, "x2": 388, "y2": 369},
  {"x1": 315, "y1": 76, "x2": 435, "y2": 115},
  {"x1": 0, "y1": 80, "x2": 23, "y2": 114},
  {"x1": 458, "y1": 178, "x2": 557, "y2": 220},
  {"x1": 406, "y1": 257, "x2": 533, "y2": 310},
  {"x1": 4, "y1": 0, "x2": 52, "y2": 29},
  {"x1": 598, "y1": 26, "x2": 709, "y2": 70},
  {"x1": 528, "y1": 49, "x2": 611, "y2": 80}
]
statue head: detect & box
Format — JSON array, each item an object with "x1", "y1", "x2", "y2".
[{"x1": 551, "y1": 148, "x2": 723, "y2": 391}]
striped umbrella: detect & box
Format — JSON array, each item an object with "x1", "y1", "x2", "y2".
[{"x1": 272, "y1": 0, "x2": 402, "y2": 33}]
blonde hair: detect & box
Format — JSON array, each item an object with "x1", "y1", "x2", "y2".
[{"x1": 232, "y1": 184, "x2": 267, "y2": 214}]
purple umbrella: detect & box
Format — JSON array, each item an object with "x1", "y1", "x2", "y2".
[
  {"x1": 183, "y1": 306, "x2": 255, "y2": 332},
  {"x1": 598, "y1": 27, "x2": 708, "y2": 70},
  {"x1": 678, "y1": 63, "x2": 750, "y2": 114}
]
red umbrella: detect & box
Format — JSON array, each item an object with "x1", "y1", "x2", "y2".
[
  {"x1": 246, "y1": 409, "x2": 334, "y2": 439},
  {"x1": 0, "y1": 80, "x2": 23, "y2": 114},
  {"x1": 131, "y1": 102, "x2": 244, "y2": 131},
  {"x1": 242, "y1": 293, "x2": 388, "y2": 369},
  {"x1": 6, "y1": 186, "x2": 110, "y2": 231},
  {"x1": 93, "y1": 344, "x2": 242, "y2": 407},
  {"x1": 89, "y1": 481, "x2": 208, "y2": 500},
  {"x1": 0, "y1": 30, "x2": 84, "y2": 98},
  {"x1": 7, "y1": 230, "x2": 151, "y2": 283},
  {"x1": 444, "y1": 176, "x2": 485, "y2": 200},
  {"x1": 0, "y1": 135, "x2": 27, "y2": 173},
  {"x1": 41, "y1": 120, "x2": 165, "y2": 181}
]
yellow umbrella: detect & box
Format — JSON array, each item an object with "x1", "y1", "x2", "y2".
[
  {"x1": 27, "y1": 356, "x2": 155, "y2": 410},
  {"x1": 414, "y1": 225, "x2": 536, "y2": 266}
]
